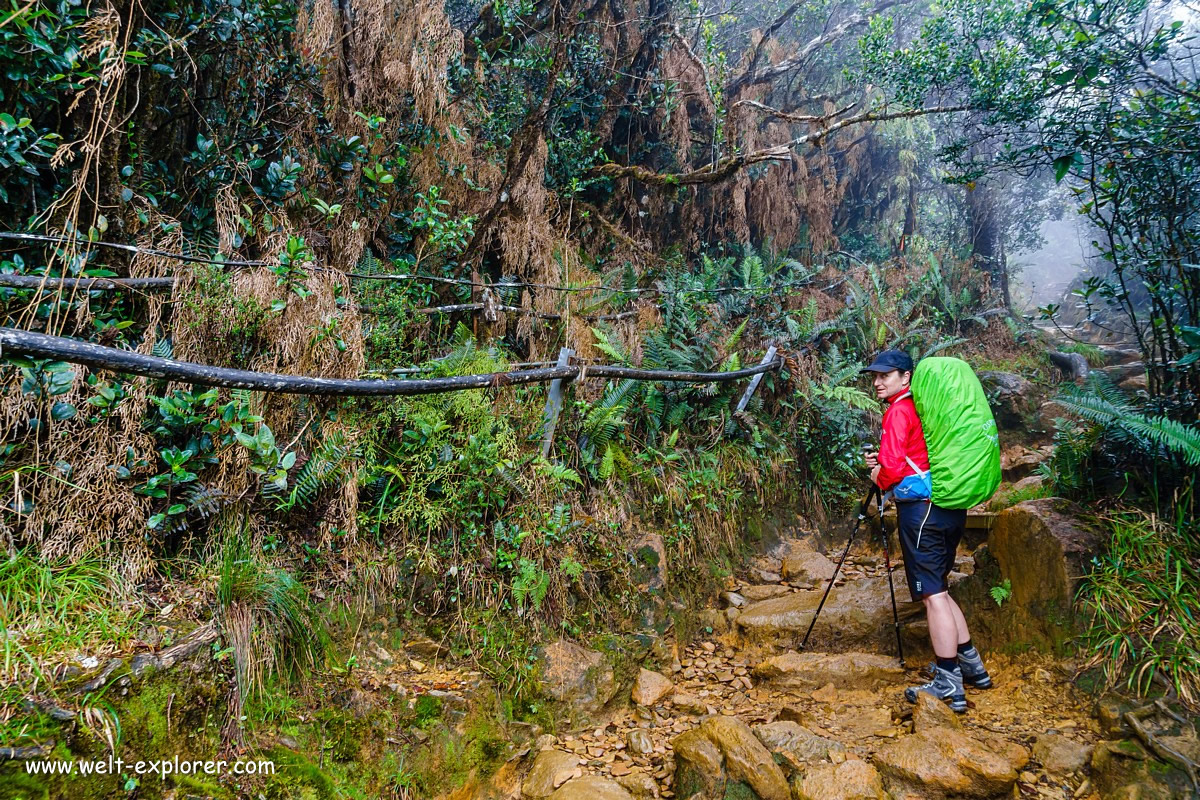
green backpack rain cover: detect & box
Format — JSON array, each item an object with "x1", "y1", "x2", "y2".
[{"x1": 911, "y1": 357, "x2": 1001, "y2": 509}]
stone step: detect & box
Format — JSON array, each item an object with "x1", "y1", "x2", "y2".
[{"x1": 733, "y1": 576, "x2": 925, "y2": 652}]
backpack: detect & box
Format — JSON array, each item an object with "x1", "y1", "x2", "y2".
[{"x1": 910, "y1": 357, "x2": 1001, "y2": 509}]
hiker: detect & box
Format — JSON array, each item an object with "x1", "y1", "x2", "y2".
[{"x1": 861, "y1": 349, "x2": 992, "y2": 713}]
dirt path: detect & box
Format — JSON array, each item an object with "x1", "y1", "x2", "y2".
[{"x1": 523, "y1": 531, "x2": 1104, "y2": 800}]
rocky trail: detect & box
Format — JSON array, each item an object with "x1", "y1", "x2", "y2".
[
  {"x1": 501, "y1": 530, "x2": 1103, "y2": 800},
  {"x1": 407, "y1": 498, "x2": 1197, "y2": 800}
]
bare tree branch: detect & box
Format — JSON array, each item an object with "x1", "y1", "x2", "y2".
[
  {"x1": 728, "y1": 1, "x2": 900, "y2": 95},
  {"x1": 592, "y1": 104, "x2": 971, "y2": 186}
]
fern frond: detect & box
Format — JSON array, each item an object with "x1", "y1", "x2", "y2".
[
  {"x1": 274, "y1": 432, "x2": 358, "y2": 510},
  {"x1": 590, "y1": 326, "x2": 630, "y2": 364},
  {"x1": 1053, "y1": 382, "x2": 1200, "y2": 466},
  {"x1": 723, "y1": 319, "x2": 748, "y2": 354},
  {"x1": 921, "y1": 337, "x2": 966, "y2": 358}
]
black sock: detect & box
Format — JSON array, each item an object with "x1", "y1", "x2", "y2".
[
  {"x1": 957, "y1": 640, "x2": 975, "y2": 655},
  {"x1": 936, "y1": 656, "x2": 959, "y2": 671}
]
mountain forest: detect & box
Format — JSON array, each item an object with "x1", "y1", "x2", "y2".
[{"x1": 0, "y1": 0, "x2": 1198, "y2": 796}]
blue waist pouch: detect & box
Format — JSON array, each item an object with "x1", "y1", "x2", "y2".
[{"x1": 892, "y1": 457, "x2": 932, "y2": 501}]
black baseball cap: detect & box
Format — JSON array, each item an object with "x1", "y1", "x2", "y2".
[{"x1": 861, "y1": 349, "x2": 914, "y2": 374}]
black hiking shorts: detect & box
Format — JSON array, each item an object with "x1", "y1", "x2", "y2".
[{"x1": 896, "y1": 500, "x2": 966, "y2": 601}]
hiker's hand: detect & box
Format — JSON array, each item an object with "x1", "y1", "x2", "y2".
[
  {"x1": 870, "y1": 465, "x2": 882, "y2": 484},
  {"x1": 863, "y1": 450, "x2": 878, "y2": 468}
]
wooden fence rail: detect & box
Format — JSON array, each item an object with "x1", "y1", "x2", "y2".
[{"x1": 0, "y1": 327, "x2": 783, "y2": 397}]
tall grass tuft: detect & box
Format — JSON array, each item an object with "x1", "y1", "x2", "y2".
[
  {"x1": 0, "y1": 551, "x2": 140, "y2": 688},
  {"x1": 215, "y1": 529, "x2": 328, "y2": 715},
  {"x1": 1079, "y1": 509, "x2": 1200, "y2": 709}
]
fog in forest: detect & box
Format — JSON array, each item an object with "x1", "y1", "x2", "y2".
[{"x1": 1009, "y1": 217, "x2": 1093, "y2": 312}]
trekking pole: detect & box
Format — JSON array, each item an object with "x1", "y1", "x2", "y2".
[
  {"x1": 800, "y1": 483, "x2": 880, "y2": 651},
  {"x1": 878, "y1": 489, "x2": 906, "y2": 668}
]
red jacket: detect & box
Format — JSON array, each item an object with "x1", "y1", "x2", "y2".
[{"x1": 876, "y1": 391, "x2": 930, "y2": 491}]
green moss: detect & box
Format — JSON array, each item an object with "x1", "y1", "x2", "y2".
[
  {"x1": 636, "y1": 545, "x2": 660, "y2": 568},
  {"x1": 403, "y1": 709, "x2": 509, "y2": 796},
  {"x1": 414, "y1": 694, "x2": 443, "y2": 729},
  {"x1": 261, "y1": 747, "x2": 336, "y2": 800},
  {"x1": 1116, "y1": 739, "x2": 1145, "y2": 756},
  {"x1": 724, "y1": 780, "x2": 758, "y2": 800},
  {"x1": 172, "y1": 773, "x2": 233, "y2": 799},
  {"x1": 0, "y1": 770, "x2": 51, "y2": 800},
  {"x1": 313, "y1": 708, "x2": 367, "y2": 763}
]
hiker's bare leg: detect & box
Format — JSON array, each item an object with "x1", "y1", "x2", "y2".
[
  {"x1": 923, "y1": 591, "x2": 959, "y2": 659},
  {"x1": 947, "y1": 594, "x2": 971, "y2": 645}
]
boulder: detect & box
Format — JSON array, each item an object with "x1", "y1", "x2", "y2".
[
  {"x1": 1091, "y1": 739, "x2": 1194, "y2": 799},
  {"x1": 736, "y1": 577, "x2": 922, "y2": 651},
  {"x1": 1000, "y1": 444, "x2": 1051, "y2": 480},
  {"x1": 548, "y1": 776, "x2": 634, "y2": 800},
  {"x1": 751, "y1": 720, "x2": 845, "y2": 767},
  {"x1": 696, "y1": 608, "x2": 730, "y2": 635},
  {"x1": 523, "y1": 750, "x2": 582, "y2": 798},
  {"x1": 1095, "y1": 693, "x2": 1137, "y2": 737},
  {"x1": 988, "y1": 499, "x2": 1098, "y2": 629},
  {"x1": 1033, "y1": 733, "x2": 1092, "y2": 775},
  {"x1": 671, "y1": 715, "x2": 790, "y2": 800},
  {"x1": 721, "y1": 591, "x2": 747, "y2": 608},
  {"x1": 874, "y1": 696, "x2": 1029, "y2": 798},
  {"x1": 538, "y1": 641, "x2": 618, "y2": 718},
  {"x1": 792, "y1": 758, "x2": 889, "y2": 800},
  {"x1": 671, "y1": 728, "x2": 725, "y2": 799},
  {"x1": 1010, "y1": 474, "x2": 1045, "y2": 493},
  {"x1": 952, "y1": 499, "x2": 1099, "y2": 652},
  {"x1": 614, "y1": 769, "x2": 658, "y2": 799},
  {"x1": 632, "y1": 532, "x2": 668, "y2": 628},
  {"x1": 1047, "y1": 350, "x2": 1089, "y2": 382},
  {"x1": 439, "y1": 761, "x2": 522, "y2": 800},
  {"x1": 978, "y1": 370, "x2": 1035, "y2": 429},
  {"x1": 781, "y1": 548, "x2": 835, "y2": 583},
  {"x1": 739, "y1": 584, "x2": 791, "y2": 602},
  {"x1": 631, "y1": 668, "x2": 674, "y2": 706},
  {"x1": 752, "y1": 651, "x2": 904, "y2": 690}
]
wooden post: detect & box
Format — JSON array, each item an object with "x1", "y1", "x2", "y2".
[
  {"x1": 540, "y1": 347, "x2": 574, "y2": 458},
  {"x1": 736, "y1": 345, "x2": 778, "y2": 413}
]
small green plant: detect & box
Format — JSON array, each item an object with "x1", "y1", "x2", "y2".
[
  {"x1": 989, "y1": 578, "x2": 1012, "y2": 607},
  {"x1": 271, "y1": 236, "x2": 314, "y2": 309},
  {"x1": 409, "y1": 185, "x2": 476, "y2": 268},
  {"x1": 216, "y1": 529, "x2": 328, "y2": 702},
  {"x1": 512, "y1": 558, "x2": 549, "y2": 614}
]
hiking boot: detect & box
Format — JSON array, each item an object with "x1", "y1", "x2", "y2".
[
  {"x1": 906, "y1": 664, "x2": 967, "y2": 712},
  {"x1": 922, "y1": 646, "x2": 993, "y2": 689},
  {"x1": 923, "y1": 655, "x2": 993, "y2": 689}
]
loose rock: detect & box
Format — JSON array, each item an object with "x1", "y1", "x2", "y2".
[
  {"x1": 1033, "y1": 733, "x2": 1092, "y2": 775},
  {"x1": 548, "y1": 775, "x2": 635, "y2": 800},
  {"x1": 632, "y1": 668, "x2": 674, "y2": 706},
  {"x1": 524, "y1": 750, "x2": 584, "y2": 798},
  {"x1": 627, "y1": 729, "x2": 654, "y2": 755},
  {"x1": 752, "y1": 651, "x2": 904, "y2": 689},
  {"x1": 793, "y1": 758, "x2": 888, "y2": 800}
]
